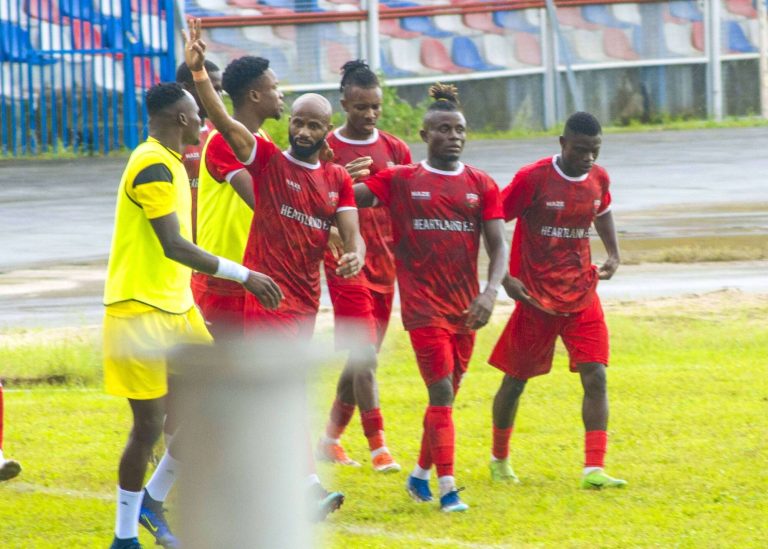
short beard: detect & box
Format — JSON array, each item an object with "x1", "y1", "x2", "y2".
[{"x1": 289, "y1": 133, "x2": 326, "y2": 159}]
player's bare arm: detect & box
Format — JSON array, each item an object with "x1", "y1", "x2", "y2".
[
  {"x1": 344, "y1": 156, "x2": 373, "y2": 180},
  {"x1": 148, "y1": 212, "x2": 283, "y2": 308},
  {"x1": 465, "y1": 218, "x2": 506, "y2": 329},
  {"x1": 327, "y1": 226, "x2": 344, "y2": 260},
  {"x1": 229, "y1": 170, "x2": 255, "y2": 210},
  {"x1": 182, "y1": 18, "x2": 255, "y2": 163},
  {"x1": 352, "y1": 182, "x2": 377, "y2": 207},
  {"x1": 593, "y1": 209, "x2": 620, "y2": 280},
  {"x1": 334, "y1": 209, "x2": 366, "y2": 278}
]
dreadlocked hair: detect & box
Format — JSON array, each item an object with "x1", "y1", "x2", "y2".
[
  {"x1": 427, "y1": 82, "x2": 460, "y2": 112},
  {"x1": 339, "y1": 59, "x2": 379, "y2": 93}
]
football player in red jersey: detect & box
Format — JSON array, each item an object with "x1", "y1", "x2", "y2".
[
  {"x1": 488, "y1": 112, "x2": 626, "y2": 490},
  {"x1": 317, "y1": 60, "x2": 412, "y2": 473},
  {"x1": 184, "y1": 18, "x2": 365, "y2": 520},
  {"x1": 176, "y1": 60, "x2": 222, "y2": 242},
  {"x1": 193, "y1": 56, "x2": 285, "y2": 340},
  {"x1": 354, "y1": 84, "x2": 507, "y2": 512}
]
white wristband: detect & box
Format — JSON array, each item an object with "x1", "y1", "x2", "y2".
[{"x1": 214, "y1": 257, "x2": 250, "y2": 284}]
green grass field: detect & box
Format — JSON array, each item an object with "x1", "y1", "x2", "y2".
[{"x1": 1, "y1": 294, "x2": 766, "y2": 547}]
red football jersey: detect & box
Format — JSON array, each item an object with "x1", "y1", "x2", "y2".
[
  {"x1": 504, "y1": 155, "x2": 612, "y2": 314},
  {"x1": 323, "y1": 128, "x2": 412, "y2": 292},
  {"x1": 183, "y1": 119, "x2": 215, "y2": 242},
  {"x1": 365, "y1": 161, "x2": 503, "y2": 333},
  {"x1": 242, "y1": 137, "x2": 357, "y2": 316}
]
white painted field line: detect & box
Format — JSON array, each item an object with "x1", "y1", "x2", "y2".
[
  {"x1": 335, "y1": 524, "x2": 531, "y2": 549},
  {"x1": 3, "y1": 481, "x2": 112, "y2": 501}
]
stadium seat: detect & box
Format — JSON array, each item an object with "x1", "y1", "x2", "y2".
[
  {"x1": 434, "y1": 15, "x2": 470, "y2": 35},
  {"x1": 193, "y1": 0, "x2": 235, "y2": 11},
  {"x1": 612, "y1": 3, "x2": 641, "y2": 26},
  {"x1": 71, "y1": 18, "x2": 105, "y2": 51},
  {"x1": 557, "y1": 7, "x2": 599, "y2": 30},
  {"x1": 420, "y1": 37, "x2": 468, "y2": 73},
  {"x1": 24, "y1": 0, "x2": 62, "y2": 23},
  {"x1": 139, "y1": 13, "x2": 168, "y2": 51},
  {"x1": 0, "y1": 20, "x2": 57, "y2": 64},
  {"x1": 668, "y1": 0, "x2": 703, "y2": 22},
  {"x1": 324, "y1": 39, "x2": 353, "y2": 79},
  {"x1": 242, "y1": 24, "x2": 287, "y2": 45},
  {"x1": 209, "y1": 27, "x2": 251, "y2": 50},
  {"x1": 93, "y1": 54, "x2": 124, "y2": 91},
  {"x1": 31, "y1": 21, "x2": 72, "y2": 53},
  {"x1": 131, "y1": 0, "x2": 163, "y2": 14},
  {"x1": 663, "y1": 22, "x2": 699, "y2": 56},
  {"x1": 99, "y1": 0, "x2": 122, "y2": 17},
  {"x1": 59, "y1": 0, "x2": 94, "y2": 20},
  {"x1": 463, "y1": 12, "x2": 503, "y2": 34},
  {"x1": 226, "y1": 0, "x2": 261, "y2": 8},
  {"x1": 379, "y1": 15, "x2": 420, "y2": 39},
  {"x1": 514, "y1": 32, "x2": 542, "y2": 66},
  {"x1": 258, "y1": 0, "x2": 295, "y2": 9},
  {"x1": 582, "y1": 5, "x2": 631, "y2": 29},
  {"x1": 603, "y1": 27, "x2": 640, "y2": 60},
  {"x1": 571, "y1": 29, "x2": 609, "y2": 62},
  {"x1": 390, "y1": 37, "x2": 430, "y2": 74},
  {"x1": 482, "y1": 34, "x2": 521, "y2": 68},
  {"x1": 451, "y1": 36, "x2": 502, "y2": 71},
  {"x1": 691, "y1": 20, "x2": 704, "y2": 51},
  {"x1": 379, "y1": 48, "x2": 414, "y2": 78},
  {"x1": 726, "y1": 20, "x2": 757, "y2": 53},
  {"x1": 725, "y1": 0, "x2": 757, "y2": 18},
  {"x1": 493, "y1": 10, "x2": 539, "y2": 33},
  {"x1": 402, "y1": 15, "x2": 452, "y2": 37}
]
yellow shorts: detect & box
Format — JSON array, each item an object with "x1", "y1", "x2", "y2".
[{"x1": 103, "y1": 303, "x2": 212, "y2": 400}]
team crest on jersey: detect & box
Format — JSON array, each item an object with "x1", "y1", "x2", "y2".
[
  {"x1": 411, "y1": 191, "x2": 431, "y2": 200},
  {"x1": 465, "y1": 193, "x2": 479, "y2": 208},
  {"x1": 286, "y1": 179, "x2": 302, "y2": 192},
  {"x1": 593, "y1": 199, "x2": 602, "y2": 212},
  {"x1": 328, "y1": 191, "x2": 339, "y2": 207}
]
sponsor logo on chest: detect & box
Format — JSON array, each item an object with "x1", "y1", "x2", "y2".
[
  {"x1": 411, "y1": 190, "x2": 431, "y2": 200},
  {"x1": 286, "y1": 179, "x2": 302, "y2": 192},
  {"x1": 546, "y1": 200, "x2": 565, "y2": 210}
]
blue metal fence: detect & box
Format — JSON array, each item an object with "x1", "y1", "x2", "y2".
[{"x1": 0, "y1": 0, "x2": 176, "y2": 155}]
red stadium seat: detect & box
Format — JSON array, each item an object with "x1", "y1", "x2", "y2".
[
  {"x1": 463, "y1": 12, "x2": 503, "y2": 34},
  {"x1": 273, "y1": 24, "x2": 297, "y2": 40},
  {"x1": 133, "y1": 57, "x2": 160, "y2": 90},
  {"x1": 514, "y1": 32, "x2": 541, "y2": 66},
  {"x1": 324, "y1": 40, "x2": 353, "y2": 76},
  {"x1": 691, "y1": 20, "x2": 704, "y2": 52},
  {"x1": 25, "y1": 0, "x2": 63, "y2": 23},
  {"x1": 603, "y1": 28, "x2": 640, "y2": 60},
  {"x1": 557, "y1": 7, "x2": 599, "y2": 30},
  {"x1": 725, "y1": 0, "x2": 756, "y2": 18},
  {"x1": 420, "y1": 38, "x2": 469, "y2": 73},
  {"x1": 379, "y1": 16, "x2": 420, "y2": 39}
]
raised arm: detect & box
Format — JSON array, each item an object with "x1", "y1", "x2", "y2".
[
  {"x1": 229, "y1": 170, "x2": 255, "y2": 210},
  {"x1": 464, "y1": 218, "x2": 507, "y2": 329},
  {"x1": 334, "y1": 209, "x2": 366, "y2": 278},
  {"x1": 593, "y1": 210, "x2": 620, "y2": 280},
  {"x1": 183, "y1": 18, "x2": 255, "y2": 163}
]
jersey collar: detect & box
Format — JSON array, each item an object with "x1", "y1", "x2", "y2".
[
  {"x1": 333, "y1": 127, "x2": 379, "y2": 145},
  {"x1": 283, "y1": 150, "x2": 320, "y2": 170},
  {"x1": 147, "y1": 136, "x2": 183, "y2": 162},
  {"x1": 552, "y1": 155, "x2": 589, "y2": 182},
  {"x1": 421, "y1": 159, "x2": 465, "y2": 176}
]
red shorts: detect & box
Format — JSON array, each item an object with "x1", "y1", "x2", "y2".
[
  {"x1": 191, "y1": 273, "x2": 245, "y2": 340},
  {"x1": 328, "y1": 283, "x2": 393, "y2": 351},
  {"x1": 409, "y1": 327, "x2": 475, "y2": 390},
  {"x1": 243, "y1": 294, "x2": 316, "y2": 341},
  {"x1": 488, "y1": 295, "x2": 609, "y2": 380}
]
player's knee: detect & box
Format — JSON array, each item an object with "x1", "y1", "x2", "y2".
[
  {"x1": 501, "y1": 375, "x2": 527, "y2": 400},
  {"x1": 427, "y1": 377, "x2": 454, "y2": 406},
  {"x1": 580, "y1": 363, "x2": 607, "y2": 396},
  {"x1": 350, "y1": 344, "x2": 377, "y2": 367},
  {"x1": 132, "y1": 415, "x2": 165, "y2": 447}
]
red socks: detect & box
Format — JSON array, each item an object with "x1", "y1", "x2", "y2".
[
  {"x1": 492, "y1": 425, "x2": 513, "y2": 460},
  {"x1": 585, "y1": 430, "x2": 607, "y2": 468},
  {"x1": 423, "y1": 406, "x2": 454, "y2": 478},
  {"x1": 360, "y1": 408, "x2": 385, "y2": 451},
  {"x1": 325, "y1": 399, "x2": 355, "y2": 440}
]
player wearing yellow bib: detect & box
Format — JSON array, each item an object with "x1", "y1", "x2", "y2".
[
  {"x1": 105, "y1": 82, "x2": 283, "y2": 549},
  {"x1": 192, "y1": 56, "x2": 285, "y2": 340}
]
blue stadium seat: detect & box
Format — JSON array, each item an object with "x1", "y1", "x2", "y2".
[
  {"x1": 0, "y1": 21, "x2": 57, "y2": 64},
  {"x1": 492, "y1": 11, "x2": 538, "y2": 34},
  {"x1": 581, "y1": 5, "x2": 631, "y2": 29},
  {"x1": 451, "y1": 36, "x2": 502, "y2": 71},
  {"x1": 727, "y1": 21, "x2": 756, "y2": 53},
  {"x1": 183, "y1": 0, "x2": 228, "y2": 17},
  {"x1": 380, "y1": 49, "x2": 414, "y2": 78},
  {"x1": 668, "y1": 0, "x2": 703, "y2": 22},
  {"x1": 402, "y1": 15, "x2": 452, "y2": 38}
]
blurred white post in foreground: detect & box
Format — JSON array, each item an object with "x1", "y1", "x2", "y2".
[{"x1": 175, "y1": 339, "x2": 316, "y2": 549}]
